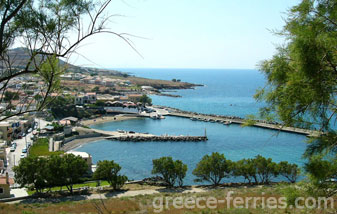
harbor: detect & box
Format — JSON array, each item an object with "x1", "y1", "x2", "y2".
[{"x1": 160, "y1": 106, "x2": 320, "y2": 136}]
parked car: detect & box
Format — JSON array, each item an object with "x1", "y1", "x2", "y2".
[
  {"x1": 20, "y1": 154, "x2": 25, "y2": 159},
  {"x1": 28, "y1": 128, "x2": 32, "y2": 133},
  {"x1": 22, "y1": 133, "x2": 26, "y2": 137},
  {"x1": 12, "y1": 142, "x2": 17, "y2": 148},
  {"x1": 10, "y1": 147, "x2": 15, "y2": 152},
  {"x1": 22, "y1": 148, "x2": 27, "y2": 153}
]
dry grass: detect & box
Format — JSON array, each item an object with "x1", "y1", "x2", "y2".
[{"x1": 2, "y1": 185, "x2": 336, "y2": 214}]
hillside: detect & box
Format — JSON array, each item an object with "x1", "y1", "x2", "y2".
[{"x1": 0, "y1": 47, "x2": 125, "y2": 76}]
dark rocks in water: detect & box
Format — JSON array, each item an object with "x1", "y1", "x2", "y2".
[{"x1": 142, "y1": 176, "x2": 167, "y2": 186}]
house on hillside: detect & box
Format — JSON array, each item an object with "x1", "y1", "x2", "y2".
[{"x1": 75, "y1": 93, "x2": 97, "y2": 105}]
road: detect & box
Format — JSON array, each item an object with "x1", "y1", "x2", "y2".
[{"x1": 6, "y1": 118, "x2": 49, "y2": 179}]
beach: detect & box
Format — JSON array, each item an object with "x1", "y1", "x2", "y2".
[
  {"x1": 61, "y1": 137, "x2": 106, "y2": 151},
  {"x1": 80, "y1": 114, "x2": 139, "y2": 126}
]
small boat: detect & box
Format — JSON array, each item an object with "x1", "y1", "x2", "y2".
[
  {"x1": 223, "y1": 121, "x2": 232, "y2": 125},
  {"x1": 190, "y1": 117, "x2": 197, "y2": 121}
]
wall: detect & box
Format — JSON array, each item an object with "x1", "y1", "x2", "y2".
[
  {"x1": 0, "y1": 184, "x2": 10, "y2": 199},
  {"x1": 104, "y1": 107, "x2": 139, "y2": 114}
]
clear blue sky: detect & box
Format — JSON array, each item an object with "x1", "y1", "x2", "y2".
[{"x1": 70, "y1": 0, "x2": 301, "y2": 69}]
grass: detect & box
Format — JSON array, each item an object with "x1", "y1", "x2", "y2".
[
  {"x1": 4, "y1": 184, "x2": 336, "y2": 214},
  {"x1": 29, "y1": 138, "x2": 64, "y2": 157}
]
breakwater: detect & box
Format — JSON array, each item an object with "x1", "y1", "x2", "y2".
[
  {"x1": 74, "y1": 127, "x2": 208, "y2": 143},
  {"x1": 159, "y1": 106, "x2": 320, "y2": 136},
  {"x1": 106, "y1": 135, "x2": 208, "y2": 142}
]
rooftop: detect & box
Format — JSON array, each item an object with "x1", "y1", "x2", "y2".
[{"x1": 66, "y1": 151, "x2": 91, "y2": 158}]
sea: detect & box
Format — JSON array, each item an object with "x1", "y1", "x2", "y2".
[{"x1": 75, "y1": 68, "x2": 308, "y2": 185}]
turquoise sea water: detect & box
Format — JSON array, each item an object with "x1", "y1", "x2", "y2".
[
  {"x1": 119, "y1": 68, "x2": 266, "y2": 118},
  {"x1": 75, "y1": 69, "x2": 308, "y2": 185}
]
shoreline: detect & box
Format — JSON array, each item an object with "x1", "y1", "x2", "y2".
[
  {"x1": 61, "y1": 136, "x2": 106, "y2": 152},
  {"x1": 80, "y1": 114, "x2": 139, "y2": 126}
]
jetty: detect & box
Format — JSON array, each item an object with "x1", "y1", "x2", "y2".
[
  {"x1": 74, "y1": 127, "x2": 207, "y2": 142},
  {"x1": 106, "y1": 135, "x2": 207, "y2": 142},
  {"x1": 159, "y1": 106, "x2": 320, "y2": 136}
]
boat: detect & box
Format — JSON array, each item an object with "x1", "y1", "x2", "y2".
[{"x1": 223, "y1": 121, "x2": 232, "y2": 125}]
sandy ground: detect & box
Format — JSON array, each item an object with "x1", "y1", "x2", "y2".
[
  {"x1": 61, "y1": 137, "x2": 106, "y2": 152},
  {"x1": 8, "y1": 186, "x2": 207, "y2": 204},
  {"x1": 80, "y1": 114, "x2": 139, "y2": 126}
]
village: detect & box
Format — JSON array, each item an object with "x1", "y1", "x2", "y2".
[{"x1": 0, "y1": 69, "x2": 178, "y2": 200}]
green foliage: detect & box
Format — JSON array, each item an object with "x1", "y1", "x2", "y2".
[
  {"x1": 254, "y1": 155, "x2": 279, "y2": 184},
  {"x1": 255, "y1": 0, "x2": 337, "y2": 130},
  {"x1": 241, "y1": 114, "x2": 257, "y2": 127},
  {"x1": 93, "y1": 160, "x2": 128, "y2": 190},
  {"x1": 305, "y1": 155, "x2": 337, "y2": 196},
  {"x1": 152, "y1": 157, "x2": 188, "y2": 187},
  {"x1": 255, "y1": 0, "x2": 337, "y2": 195},
  {"x1": 62, "y1": 154, "x2": 89, "y2": 194},
  {"x1": 91, "y1": 86, "x2": 100, "y2": 92},
  {"x1": 4, "y1": 91, "x2": 19, "y2": 102},
  {"x1": 13, "y1": 156, "x2": 49, "y2": 193},
  {"x1": 14, "y1": 153, "x2": 87, "y2": 194},
  {"x1": 48, "y1": 95, "x2": 78, "y2": 119},
  {"x1": 192, "y1": 152, "x2": 232, "y2": 186},
  {"x1": 139, "y1": 94, "x2": 152, "y2": 106},
  {"x1": 51, "y1": 122, "x2": 64, "y2": 132},
  {"x1": 281, "y1": 185, "x2": 303, "y2": 206},
  {"x1": 232, "y1": 158, "x2": 258, "y2": 184},
  {"x1": 278, "y1": 161, "x2": 300, "y2": 183}
]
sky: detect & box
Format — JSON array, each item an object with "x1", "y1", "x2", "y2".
[{"x1": 68, "y1": 0, "x2": 301, "y2": 69}]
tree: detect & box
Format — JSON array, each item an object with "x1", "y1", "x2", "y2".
[
  {"x1": 254, "y1": 0, "x2": 337, "y2": 194},
  {"x1": 278, "y1": 161, "x2": 300, "y2": 183},
  {"x1": 152, "y1": 157, "x2": 188, "y2": 187},
  {"x1": 233, "y1": 158, "x2": 258, "y2": 184},
  {"x1": 139, "y1": 94, "x2": 152, "y2": 106},
  {"x1": 61, "y1": 153, "x2": 88, "y2": 194},
  {"x1": 254, "y1": 155, "x2": 279, "y2": 184},
  {"x1": 192, "y1": 152, "x2": 232, "y2": 186},
  {"x1": 92, "y1": 86, "x2": 100, "y2": 93},
  {"x1": 3, "y1": 91, "x2": 19, "y2": 102},
  {"x1": 305, "y1": 156, "x2": 337, "y2": 196},
  {"x1": 175, "y1": 160, "x2": 188, "y2": 187},
  {"x1": 0, "y1": 0, "x2": 138, "y2": 121},
  {"x1": 93, "y1": 160, "x2": 128, "y2": 190},
  {"x1": 45, "y1": 155, "x2": 66, "y2": 189},
  {"x1": 13, "y1": 156, "x2": 48, "y2": 193}
]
